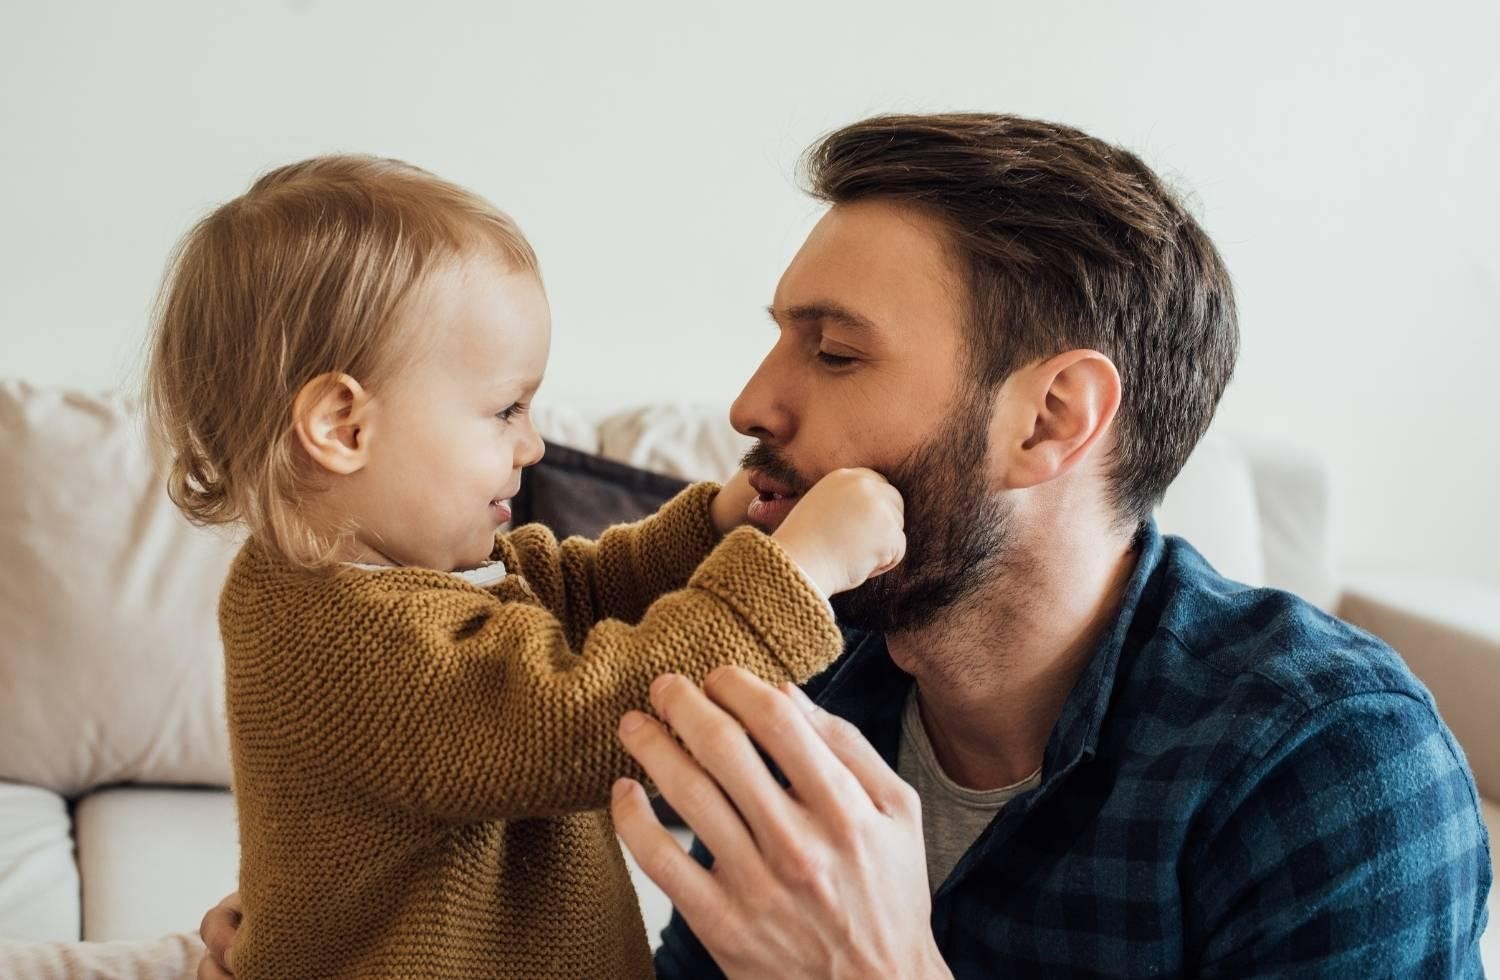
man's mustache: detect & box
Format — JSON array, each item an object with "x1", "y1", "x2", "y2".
[{"x1": 739, "y1": 442, "x2": 812, "y2": 495}]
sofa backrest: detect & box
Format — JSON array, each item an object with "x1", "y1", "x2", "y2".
[{"x1": 0, "y1": 383, "x2": 240, "y2": 797}]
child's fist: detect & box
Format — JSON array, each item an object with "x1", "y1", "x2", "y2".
[
  {"x1": 710, "y1": 469, "x2": 760, "y2": 536},
  {"x1": 772, "y1": 468, "x2": 906, "y2": 597}
]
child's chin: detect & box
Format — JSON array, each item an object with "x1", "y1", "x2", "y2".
[
  {"x1": 473, "y1": 539, "x2": 499, "y2": 566},
  {"x1": 458, "y1": 551, "x2": 491, "y2": 572}
]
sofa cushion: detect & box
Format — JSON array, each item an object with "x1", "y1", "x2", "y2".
[
  {"x1": 0, "y1": 782, "x2": 79, "y2": 941},
  {"x1": 597, "y1": 404, "x2": 749, "y2": 482},
  {"x1": 74, "y1": 787, "x2": 240, "y2": 942},
  {"x1": 1153, "y1": 432, "x2": 1265, "y2": 589},
  {"x1": 68, "y1": 782, "x2": 684, "y2": 949},
  {"x1": 530, "y1": 404, "x2": 602, "y2": 456},
  {"x1": 0, "y1": 382, "x2": 237, "y2": 797},
  {"x1": 1235, "y1": 437, "x2": 1339, "y2": 610}
]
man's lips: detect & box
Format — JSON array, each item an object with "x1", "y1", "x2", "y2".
[
  {"x1": 748, "y1": 472, "x2": 804, "y2": 499},
  {"x1": 746, "y1": 471, "x2": 804, "y2": 529}
]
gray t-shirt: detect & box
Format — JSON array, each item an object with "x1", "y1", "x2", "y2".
[{"x1": 896, "y1": 688, "x2": 1041, "y2": 894}]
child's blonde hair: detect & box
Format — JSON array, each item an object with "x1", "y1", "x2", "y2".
[{"x1": 145, "y1": 155, "x2": 537, "y2": 568}]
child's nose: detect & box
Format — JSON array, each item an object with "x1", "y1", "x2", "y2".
[{"x1": 521, "y1": 427, "x2": 546, "y2": 467}]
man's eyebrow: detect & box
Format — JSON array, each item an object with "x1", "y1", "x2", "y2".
[{"x1": 765, "y1": 302, "x2": 879, "y2": 333}]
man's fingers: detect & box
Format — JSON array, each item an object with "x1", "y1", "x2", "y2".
[
  {"x1": 788, "y1": 683, "x2": 918, "y2": 818},
  {"x1": 646, "y1": 674, "x2": 804, "y2": 849},
  {"x1": 610, "y1": 776, "x2": 729, "y2": 933},
  {"x1": 616, "y1": 708, "x2": 760, "y2": 866},
  {"x1": 702, "y1": 667, "x2": 867, "y2": 823}
]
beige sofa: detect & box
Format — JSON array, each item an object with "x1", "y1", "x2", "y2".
[{"x1": 1, "y1": 381, "x2": 1495, "y2": 974}]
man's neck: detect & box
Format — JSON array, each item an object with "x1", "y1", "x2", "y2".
[{"x1": 886, "y1": 520, "x2": 1139, "y2": 791}]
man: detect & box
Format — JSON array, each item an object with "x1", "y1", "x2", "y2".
[
  {"x1": 201, "y1": 113, "x2": 1491, "y2": 977},
  {"x1": 608, "y1": 113, "x2": 1491, "y2": 978}
]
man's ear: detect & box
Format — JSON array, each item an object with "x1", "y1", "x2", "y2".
[
  {"x1": 291, "y1": 373, "x2": 376, "y2": 476},
  {"x1": 990, "y1": 350, "x2": 1121, "y2": 491}
]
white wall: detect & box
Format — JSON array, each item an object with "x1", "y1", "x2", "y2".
[{"x1": 3, "y1": 0, "x2": 1497, "y2": 586}]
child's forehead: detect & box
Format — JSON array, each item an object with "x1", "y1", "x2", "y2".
[{"x1": 396, "y1": 257, "x2": 550, "y2": 386}]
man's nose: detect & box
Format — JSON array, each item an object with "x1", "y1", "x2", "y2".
[{"x1": 729, "y1": 354, "x2": 796, "y2": 444}]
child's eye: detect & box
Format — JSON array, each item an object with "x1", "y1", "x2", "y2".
[{"x1": 496, "y1": 402, "x2": 529, "y2": 423}]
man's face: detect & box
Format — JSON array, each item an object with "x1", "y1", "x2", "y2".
[{"x1": 732, "y1": 200, "x2": 1015, "y2": 632}]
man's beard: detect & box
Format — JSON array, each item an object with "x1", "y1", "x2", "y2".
[{"x1": 740, "y1": 397, "x2": 1014, "y2": 634}]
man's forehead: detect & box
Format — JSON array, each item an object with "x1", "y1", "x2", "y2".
[{"x1": 771, "y1": 201, "x2": 960, "y2": 331}]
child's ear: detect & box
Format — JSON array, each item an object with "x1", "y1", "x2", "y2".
[
  {"x1": 291, "y1": 373, "x2": 376, "y2": 476},
  {"x1": 989, "y1": 349, "x2": 1122, "y2": 491}
]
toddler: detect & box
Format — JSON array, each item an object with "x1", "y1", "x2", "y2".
[{"x1": 143, "y1": 155, "x2": 903, "y2": 979}]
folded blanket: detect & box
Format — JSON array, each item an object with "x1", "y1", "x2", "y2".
[{"x1": 0, "y1": 932, "x2": 201, "y2": 979}]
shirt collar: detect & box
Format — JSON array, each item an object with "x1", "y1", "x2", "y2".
[
  {"x1": 811, "y1": 628, "x2": 915, "y2": 768},
  {"x1": 1043, "y1": 519, "x2": 1164, "y2": 776},
  {"x1": 814, "y1": 520, "x2": 1166, "y2": 780},
  {"x1": 347, "y1": 559, "x2": 508, "y2": 588}
]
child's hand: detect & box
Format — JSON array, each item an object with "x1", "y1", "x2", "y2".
[
  {"x1": 710, "y1": 469, "x2": 760, "y2": 536},
  {"x1": 198, "y1": 889, "x2": 242, "y2": 978},
  {"x1": 772, "y1": 468, "x2": 905, "y2": 597}
]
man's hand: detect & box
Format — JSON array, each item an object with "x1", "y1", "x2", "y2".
[
  {"x1": 710, "y1": 469, "x2": 760, "y2": 536},
  {"x1": 613, "y1": 668, "x2": 952, "y2": 980},
  {"x1": 196, "y1": 890, "x2": 241, "y2": 979}
]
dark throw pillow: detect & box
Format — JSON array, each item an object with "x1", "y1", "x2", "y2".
[{"x1": 509, "y1": 442, "x2": 691, "y2": 539}]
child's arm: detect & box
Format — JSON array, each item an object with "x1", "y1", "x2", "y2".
[
  {"x1": 496, "y1": 477, "x2": 757, "y2": 642},
  {"x1": 265, "y1": 526, "x2": 843, "y2": 824}
]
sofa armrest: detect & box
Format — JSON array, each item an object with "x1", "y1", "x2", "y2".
[{"x1": 1338, "y1": 574, "x2": 1500, "y2": 801}]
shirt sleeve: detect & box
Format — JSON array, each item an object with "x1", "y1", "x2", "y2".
[{"x1": 1187, "y1": 690, "x2": 1492, "y2": 977}]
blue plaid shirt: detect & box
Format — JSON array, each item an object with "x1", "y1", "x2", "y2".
[{"x1": 655, "y1": 522, "x2": 1491, "y2": 978}]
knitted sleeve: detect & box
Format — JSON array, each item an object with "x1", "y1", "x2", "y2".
[
  {"x1": 260, "y1": 527, "x2": 842, "y2": 824},
  {"x1": 494, "y1": 482, "x2": 725, "y2": 646}
]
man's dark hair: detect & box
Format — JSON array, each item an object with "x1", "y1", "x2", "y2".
[{"x1": 802, "y1": 113, "x2": 1239, "y2": 524}]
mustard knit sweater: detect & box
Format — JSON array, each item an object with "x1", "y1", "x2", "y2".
[{"x1": 218, "y1": 483, "x2": 844, "y2": 979}]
